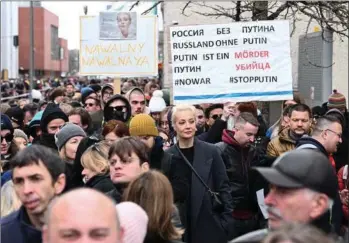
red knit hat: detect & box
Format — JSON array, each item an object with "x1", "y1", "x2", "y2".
[{"x1": 328, "y1": 89, "x2": 346, "y2": 110}]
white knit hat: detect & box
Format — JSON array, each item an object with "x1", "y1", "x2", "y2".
[
  {"x1": 116, "y1": 202, "x2": 148, "y2": 243},
  {"x1": 148, "y1": 90, "x2": 166, "y2": 113}
]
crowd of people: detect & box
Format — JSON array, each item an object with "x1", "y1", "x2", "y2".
[{"x1": 0, "y1": 76, "x2": 348, "y2": 243}]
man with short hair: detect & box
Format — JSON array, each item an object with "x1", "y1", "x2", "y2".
[
  {"x1": 216, "y1": 112, "x2": 262, "y2": 238},
  {"x1": 106, "y1": 136, "x2": 150, "y2": 203},
  {"x1": 43, "y1": 188, "x2": 124, "y2": 243},
  {"x1": 84, "y1": 97, "x2": 101, "y2": 113},
  {"x1": 296, "y1": 115, "x2": 343, "y2": 235},
  {"x1": 231, "y1": 149, "x2": 339, "y2": 243},
  {"x1": 297, "y1": 115, "x2": 342, "y2": 156},
  {"x1": 65, "y1": 82, "x2": 75, "y2": 98},
  {"x1": 1, "y1": 145, "x2": 66, "y2": 243},
  {"x1": 267, "y1": 104, "x2": 312, "y2": 157},
  {"x1": 125, "y1": 87, "x2": 146, "y2": 116},
  {"x1": 205, "y1": 103, "x2": 224, "y2": 127}
]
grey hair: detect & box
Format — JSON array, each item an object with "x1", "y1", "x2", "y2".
[
  {"x1": 303, "y1": 188, "x2": 334, "y2": 210},
  {"x1": 312, "y1": 116, "x2": 342, "y2": 137}
]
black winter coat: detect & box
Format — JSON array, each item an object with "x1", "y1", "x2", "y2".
[
  {"x1": 217, "y1": 140, "x2": 265, "y2": 212},
  {"x1": 85, "y1": 174, "x2": 114, "y2": 193},
  {"x1": 166, "y1": 139, "x2": 234, "y2": 243}
]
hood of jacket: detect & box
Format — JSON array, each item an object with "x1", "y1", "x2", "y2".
[
  {"x1": 101, "y1": 83, "x2": 113, "y2": 95},
  {"x1": 296, "y1": 136, "x2": 328, "y2": 156},
  {"x1": 103, "y1": 94, "x2": 131, "y2": 123},
  {"x1": 222, "y1": 129, "x2": 241, "y2": 148},
  {"x1": 124, "y1": 87, "x2": 145, "y2": 102},
  {"x1": 40, "y1": 103, "x2": 68, "y2": 133}
]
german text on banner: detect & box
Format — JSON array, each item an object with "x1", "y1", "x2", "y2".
[
  {"x1": 170, "y1": 20, "x2": 293, "y2": 105},
  {"x1": 80, "y1": 14, "x2": 158, "y2": 77}
]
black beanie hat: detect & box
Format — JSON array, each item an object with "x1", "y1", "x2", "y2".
[
  {"x1": 40, "y1": 103, "x2": 68, "y2": 133},
  {"x1": 5, "y1": 107, "x2": 25, "y2": 127},
  {"x1": 104, "y1": 94, "x2": 131, "y2": 123}
]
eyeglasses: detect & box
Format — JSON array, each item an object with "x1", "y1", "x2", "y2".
[
  {"x1": 325, "y1": 129, "x2": 342, "y2": 139},
  {"x1": 211, "y1": 114, "x2": 222, "y2": 120},
  {"x1": 0, "y1": 133, "x2": 13, "y2": 143}
]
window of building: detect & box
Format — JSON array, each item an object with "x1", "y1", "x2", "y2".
[{"x1": 51, "y1": 25, "x2": 59, "y2": 60}]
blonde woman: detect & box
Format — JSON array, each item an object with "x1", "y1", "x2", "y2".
[
  {"x1": 123, "y1": 170, "x2": 184, "y2": 243},
  {"x1": 1, "y1": 180, "x2": 21, "y2": 217},
  {"x1": 81, "y1": 141, "x2": 114, "y2": 193}
]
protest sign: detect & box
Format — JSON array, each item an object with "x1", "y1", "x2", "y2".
[
  {"x1": 80, "y1": 14, "x2": 158, "y2": 76},
  {"x1": 170, "y1": 20, "x2": 293, "y2": 105}
]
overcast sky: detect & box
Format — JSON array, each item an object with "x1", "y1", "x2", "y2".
[
  {"x1": 41, "y1": 1, "x2": 107, "y2": 50},
  {"x1": 41, "y1": 1, "x2": 162, "y2": 50}
]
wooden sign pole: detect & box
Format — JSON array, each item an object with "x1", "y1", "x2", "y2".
[{"x1": 113, "y1": 78, "x2": 121, "y2": 95}]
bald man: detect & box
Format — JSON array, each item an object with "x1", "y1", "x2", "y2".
[{"x1": 42, "y1": 188, "x2": 123, "y2": 243}]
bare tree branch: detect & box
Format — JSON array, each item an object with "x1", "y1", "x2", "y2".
[
  {"x1": 129, "y1": 1, "x2": 140, "y2": 11},
  {"x1": 141, "y1": 1, "x2": 164, "y2": 15}
]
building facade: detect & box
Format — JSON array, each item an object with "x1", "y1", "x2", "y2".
[
  {"x1": 1, "y1": 1, "x2": 19, "y2": 79},
  {"x1": 18, "y1": 7, "x2": 69, "y2": 78}
]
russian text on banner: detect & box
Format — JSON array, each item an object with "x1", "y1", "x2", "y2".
[{"x1": 170, "y1": 20, "x2": 293, "y2": 105}]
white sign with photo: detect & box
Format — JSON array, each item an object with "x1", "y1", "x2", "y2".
[
  {"x1": 170, "y1": 20, "x2": 293, "y2": 105},
  {"x1": 80, "y1": 14, "x2": 158, "y2": 76}
]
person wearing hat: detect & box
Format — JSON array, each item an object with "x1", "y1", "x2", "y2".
[
  {"x1": 33, "y1": 103, "x2": 68, "y2": 150},
  {"x1": 148, "y1": 90, "x2": 167, "y2": 126},
  {"x1": 129, "y1": 114, "x2": 172, "y2": 172},
  {"x1": 104, "y1": 94, "x2": 132, "y2": 124},
  {"x1": 101, "y1": 84, "x2": 114, "y2": 107},
  {"x1": 13, "y1": 129, "x2": 29, "y2": 150},
  {"x1": 5, "y1": 106, "x2": 24, "y2": 129},
  {"x1": 81, "y1": 87, "x2": 97, "y2": 104},
  {"x1": 55, "y1": 123, "x2": 87, "y2": 191},
  {"x1": 231, "y1": 149, "x2": 340, "y2": 243},
  {"x1": 1, "y1": 114, "x2": 14, "y2": 170}
]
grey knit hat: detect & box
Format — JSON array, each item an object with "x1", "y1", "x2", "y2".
[
  {"x1": 13, "y1": 129, "x2": 29, "y2": 143},
  {"x1": 55, "y1": 123, "x2": 86, "y2": 151}
]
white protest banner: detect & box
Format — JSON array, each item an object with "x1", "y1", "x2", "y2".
[
  {"x1": 170, "y1": 20, "x2": 293, "y2": 105},
  {"x1": 80, "y1": 14, "x2": 158, "y2": 76}
]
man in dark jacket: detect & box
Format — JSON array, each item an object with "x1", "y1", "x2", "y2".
[
  {"x1": 296, "y1": 115, "x2": 344, "y2": 235},
  {"x1": 216, "y1": 112, "x2": 263, "y2": 239},
  {"x1": 129, "y1": 114, "x2": 172, "y2": 173},
  {"x1": 231, "y1": 149, "x2": 340, "y2": 243},
  {"x1": 1, "y1": 145, "x2": 66, "y2": 243},
  {"x1": 33, "y1": 103, "x2": 68, "y2": 150}
]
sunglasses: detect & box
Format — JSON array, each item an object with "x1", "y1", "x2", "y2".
[
  {"x1": 211, "y1": 114, "x2": 222, "y2": 120},
  {"x1": 0, "y1": 133, "x2": 13, "y2": 143},
  {"x1": 85, "y1": 103, "x2": 95, "y2": 107},
  {"x1": 110, "y1": 106, "x2": 126, "y2": 112}
]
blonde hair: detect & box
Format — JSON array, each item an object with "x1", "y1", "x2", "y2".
[
  {"x1": 123, "y1": 170, "x2": 184, "y2": 241},
  {"x1": 1, "y1": 180, "x2": 22, "y2": 217},
  {"x1": 81, "y1": 141, "x2": 110, "y2": 175},
  {"x1": 171, "y1": 104, "x2": 196, "y2": 125}
]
